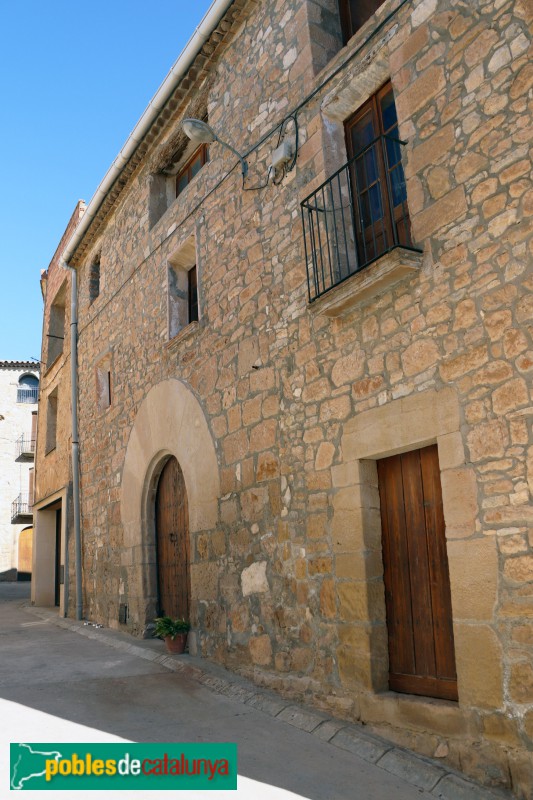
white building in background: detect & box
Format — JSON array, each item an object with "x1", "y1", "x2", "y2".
[{"x1": 0, "y1": 361, "x2": 39, "y2": 580}]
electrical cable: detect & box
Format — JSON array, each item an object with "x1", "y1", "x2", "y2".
[{"x1": 75, "y1": 0, "x2": 409, "y2": 337}]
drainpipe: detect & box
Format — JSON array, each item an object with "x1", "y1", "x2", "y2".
[{"x1": 68, "y1": 266, "x2": 83, "y2": 621}]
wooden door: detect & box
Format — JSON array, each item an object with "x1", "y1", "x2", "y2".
[
  {"x1": 377, "y1": 445, "x2": 457, "y2": 701},
  {"x1": 155, "y1": 457, "x2": 190, "y2": 620},
  {"x1": 54, "y1": 508, "x2": 62, "y2": 607}
]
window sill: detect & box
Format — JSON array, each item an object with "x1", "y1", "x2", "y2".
[
  {"x1": 309, "y1": 246, "x2": 422, "y2": 317},
  {"x1": 166, "y1": 320, "x2": 200, "y2": 352}
]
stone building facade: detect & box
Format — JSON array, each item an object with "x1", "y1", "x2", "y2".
[
  {"x1": 0, "y1": 362, "x2": 39, "y2": 579},
  {"x1": 48, "y1": 0, "x2": 532, "y2": 794},
  {"x1": 32, "y1": 201, "x2": 85, "y2": 612}
]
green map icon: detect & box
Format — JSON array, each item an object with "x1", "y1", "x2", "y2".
[{"x1": 10, "y1": 743, "x2": 62, "y2": 790}]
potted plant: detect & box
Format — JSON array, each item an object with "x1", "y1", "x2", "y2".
[{"x1": 153, "y1": 616, "x2": 191, "y2": 654}]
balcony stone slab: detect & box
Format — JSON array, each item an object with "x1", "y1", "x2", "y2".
[{"x1": 309, "y1": 247, "x2": 423, "y2": 317}]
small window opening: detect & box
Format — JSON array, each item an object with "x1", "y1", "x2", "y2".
[
  {"x1": 339, "y1": 0, "x2": 387, "y2": 44},
  {"x1": 176, "y1": 145, "x2": 209, "y2": 197},
  {"x1": 45, "y1": 389, "x2": 58, "y2": 454},
  {"x1": 47, "y1": 288, "x2": 66, "y2": 368},
  {"x1": 89, "y1": 257, "x2": 101, "y2": 304}
]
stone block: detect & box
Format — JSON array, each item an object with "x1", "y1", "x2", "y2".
[
  {"x1": 190, "y1": 562, "x2": 218, "y2": 601},
  {"x1": 315, "y1": 442, "x2": 335, "y2": 471},
  {"x1": 437, "y1": 432, "x2": 465, "y2": 469},
  {"x1": 249, "y1": 419, "x2": 277, "y2": 452},
  {"x1": 447, "y1": 537, "x2": 497, "y2": 620},
  {"x1": 342, "y1": 388, "x2": 460, "y2": 461},
  {"x1": 331, "y1": 459, "x2": 378, "y2": 489},
  {"x1": 412, "y1": 186, "x2": 467, "y2": 241},
  {"x1": 319, "y1": 394, "x2": 351, "y2": 422},
  {"x1": 440, "y1": 346, "x2": 488, "y2": 383},
  {"x1": 467, "y1": 420, "x2": 508, "y2": 462},
  {"x1": 504, "y1": 555, "x2": 533, "y2": 584},
  {"x1": 333, "y1": 484, "x2": 380, "y2": 512},
  {"x1": 377, "y1": 748, "x2": 446, "y2": 790},
  {"x1": 492, "y1": 378, "x2": 529, "y2": 416},
  {"x1": 509, "y1": 662, "x2": 533, "y2": 704},
  {"x1": 245, "y1": 693, "x2": 288, "y2": 717},
  {"x1": 336, "y1": 550, "x2": 383, "y2": 581},
  {"x1": 241, "y1": 561, "x2": 269, "y2": 596},
  {"x1": 410, "y1": 125, "x2": 454, "y2": 174},
  {"x1": 433, "y1": 774, "x2": 505, "y2": 800},
  {"x1": 401, "y1": 338, "x2": 440, "y2": 376},
  {"x1": 396, "y1": 65, "x2": 445, "y2": 120},
  {"x1": 454, "y1": 624, "x2": 503, "y2": 709},
  {"x1": 331, "y1": 350, "x2": 365, "y2": 387},
  {"x1": 312, "y1": 720, "x2": 347, "y2": 742},
  {"x1": 396, "y1": 695, "x2": 468, "y2": 737},
  {"x1": 441, "y1": 468, "x2": 478, "y2": 539},
  {"x1": 482, "y1": 713, "x2": 522, "y2": 747},
  {"x1": 320, "y1": 578, "x2": 336, "y2": 618},
  {"x1": 276, "y1": 705, "x2": 327, "y2": 732},
  {"x1": 337, "y1": 580, "x2": 385, "y2": 623},
  {"x1": 389, "y1": 23, "x2": 429, "y2": 75},
  {"x1": 249, "y1": 634, "x2": 272, "y2": 666},
  {"x1": 256, "y1": 452, "x2": 280, "y2": 482},
  {"x1": 330, "y1": 726, "x2": 391, "y2": 763}
]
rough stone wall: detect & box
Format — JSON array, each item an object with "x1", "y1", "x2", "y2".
[
  {"x1": 34, "y1": 201, "x2": 85, "y2": 607},
  {"x1": 72, "y1": 0, "x2": 532, "y2": 795},
  {"x1": 0, "y1": 366, "x2": 39, "y2": 573}
]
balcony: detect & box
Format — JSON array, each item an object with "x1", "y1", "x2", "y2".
[
  {"x1": 15, "y1": 435, "x2": 36, "y2": 462},
  {"x1": 17, "y1": 387, "x2": 38, "y2": 404},
  {"x1": 301, "y1": 135, "x2": 422, "y2": 312},
  {"x1": 11, "y1": 494, "x2": 32, "y2": 524}
]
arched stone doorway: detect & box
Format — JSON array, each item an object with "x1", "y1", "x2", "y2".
[
  {"x1": 120, "y1": 379, "x2": 219, "y2": 634},
  {"x1": 155, "y1": 456, "x2": 191, "y2": 619}
]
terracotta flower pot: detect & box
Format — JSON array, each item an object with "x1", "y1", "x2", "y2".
[{"x1": 164, "y1": 633, "x2": 188, "y2": 654}]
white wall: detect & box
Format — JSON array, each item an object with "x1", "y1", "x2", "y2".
[{"x1": 0, "y1": 365, "x2": 39, "y2": 573}]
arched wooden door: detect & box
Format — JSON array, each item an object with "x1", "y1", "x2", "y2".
[
  {"x1": 18, "y1": 527, "x2": 33, "y2": 575},
  {"x1": 155, "y1": 457, "x2": 190, "y2": 620}
]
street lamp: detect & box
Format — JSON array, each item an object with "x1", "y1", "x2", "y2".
[{"x1": 182, "y1": 118, "x2": 248, "y2": 182}]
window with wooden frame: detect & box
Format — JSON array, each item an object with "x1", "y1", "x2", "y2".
[
  {"x1": 345, "y1": 81, "x2": 412, "y2": 266},
  {"x1": 338, "y1": 0, "x2": 387, "y2": 44},
  {"x1": 175, "y1": 144, "x2": 209, "y2": 197}
]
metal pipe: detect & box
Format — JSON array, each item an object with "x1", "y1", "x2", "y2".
[{"x1": 69, "y1": 267, "x2": 83, "y2": 620}]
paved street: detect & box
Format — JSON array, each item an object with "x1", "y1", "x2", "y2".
[{"x1": 0, "y1": 584, "x2": 506, "y2": 799}]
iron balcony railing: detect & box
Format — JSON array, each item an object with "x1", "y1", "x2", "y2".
[
  {"x1": 16, "y1": 387, "x2": 38, "y2": 404},
  {"x1": 301, "y1": 134, "x2": 420, "y2": 302},
  {"x1": 15, "y1": 435, "x2": 36, "y2": 459},
  {"x1": 11, "y1": 494, "x2": 32, "y2": 522}
]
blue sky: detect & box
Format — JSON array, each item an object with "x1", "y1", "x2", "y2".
[{"x1": 0, "y1": 1, "x2": 213, "y2": 362}]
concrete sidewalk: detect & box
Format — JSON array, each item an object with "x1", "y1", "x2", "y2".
[{"x1": 12, "y1": 589, "x2": 511, "y2": 800}]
